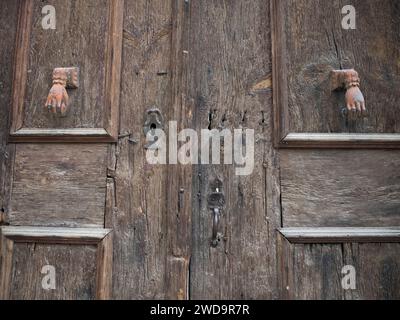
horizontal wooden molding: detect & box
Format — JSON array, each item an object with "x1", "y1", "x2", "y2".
[
  {"x1": 9, "y1": 128, "x2": 115, "y2": 143},
  {"x1": 279, "y1": 227, "x2": 400, "y2": 243},
  {"x1": 280, "y1": 133, "x2": 400, "y2": 149},
  {"x1": 1, "y1": 226, "x2": 111, "y2": 244}
]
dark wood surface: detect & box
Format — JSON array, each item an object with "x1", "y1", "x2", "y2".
[
  {"x1": 188, "y1": 0, "x2": 280, "y2": 299},
  {"x1": 9, "y1": 0, "x2": 123, "y2": 142},
  {"x1": 0, "y1": 0, "x2": 399, "y2": 300},
  {"x1": 23, "y1": 0, "x2": 108, "y2": 130},
  {"x1": 285, "y1": 0, "x2": 400, "y2": 135},
  {"x1": 10, "y1": 144, "x2": 108, "y2": 228},
  {"x1": 0, "y1": 226, "x2": 113, "y2": 300},
  {"x1": 107, "y1": 0, "x2": 173, "y2": 299},
  {"x1": 272, "y1": 0, "x2": 400, "y2": 148},
  {"x1": 281, "y1": 149, "x2": 400, "y2": 227},
  {"x1": 278, "y1": 234, "x2": 400, "y2": 300}
]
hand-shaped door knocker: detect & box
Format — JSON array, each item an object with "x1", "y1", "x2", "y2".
[
  {"x1": 45, "y1": 67, "x2": 79, "y2": 117},
  {"x1": 331, "y1": 69, "x2": 366, "y2": 117}
]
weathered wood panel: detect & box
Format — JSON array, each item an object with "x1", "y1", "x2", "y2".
[
  {"x1": 0, "y1": 0, "x2": 19, "y2": 224},
  {"x1": 22, "y1": 0, "x2": 108, "y2": 130},
  {"x1": 280, "y1": 241, "x2": 400, "y2": 300},
  {"x1": 188, "y1": 0, "x2": 280, "y2": 299},
  {"x1": 165, "y1": 0, "x2": 192, "y2": 300},
  {"x1": 281, "y1": 150, "x2": 400, "y2": 227},
  {"x1": 10, "y1": 144, "x2": 108, "y2": 227},
  {"x1": 9, "y1": 243, "x2": 98, "y2": 300},
  {"x1": 284, "y1": 0, "x2": 400, "y2": 134},
  {"x1": 106, "y1": 0, "x2": 173, "y2": 299}
]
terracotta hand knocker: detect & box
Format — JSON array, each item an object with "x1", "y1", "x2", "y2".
[
  {"x1": 45, "y1": 67, "x2": 79, "y2": 117},
  {"x1": 331, "y1": 69, "x2": 366, "y2": 116}
]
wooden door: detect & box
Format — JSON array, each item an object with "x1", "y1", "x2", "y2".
[
  {"x1": 273, "y1": 0, "x2": 400, "y2": 299},
  {"x1": 0, "y1": 0, "x2": 399, "y2": 300},
  {"x1": 0, "y1": 0, "x2": 122, "y2": 299}
]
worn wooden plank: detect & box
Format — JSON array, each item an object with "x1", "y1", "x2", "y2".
[
  {"x1": 108, "y1": 0, "x2": 173, "y2": 299},
  {"x1": 10, "y1": 144, "x2": 108, "y2": 228},
  {"x1": 290, "y1": 244, "x2": 346, "y2": 300},
  {"x1": 281, "y1": 150, "x2": 400, "y2": 227},
  {"x1": 103, "y1": 0, "x2": 124, "y2": 140},
  {"x1": 96, "y1": 232, "x2": 113, "y2": 300},
  {"x1": 1, "y1": 226, "x2": 111, "y2": 244},
  {"x1": 276, "y1": 231, "x2": 294, "y2": 300},
  {"x1": 10, "y1": 0, "x2": 33, "y2": 133},
  {"x1": 9, "y1": 128, "x2": 116, "y2": 143},
  {"x1": 271, "y1": 0, "x2": 289, "y2": 147},
  {"x1": 280, "y1": 228, "x2": 400, "y2": 243},
  {"x1": 282, "y1": 133, "x2": 400, "y2": 149},
  {"x1": 9, "y1": 242, "x2": 98, "y2": 300},
  {"x1": 0, "y1": 0, "x2": 19, "y2": 225},
  {"x1": 282, "y1": 242, "x2": 400, "y2": 300},
  {"x1": 350, "y1": 243, "x2": 400, "y2": 300},
  {"x1": 0, "y1": 234, "x2": 14, "y2": 300},
  {"x1": 164, "y1": 0, "x2": 192, "y2": 300},
  {"x1": 189, "y1": 0, "x2": 280, "y2": 299}
]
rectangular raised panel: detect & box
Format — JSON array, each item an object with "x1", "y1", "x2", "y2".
[
  {"x1": 10, "y1": 144, "x2": 108, "y2": 228},
  {"x1": 10, "y1": 0, "x2": 124, "y2": 142},
  {"x1": 281, "y1": 150, "x2": 400, "y2": 227},
  {"x1": 0, "y1": 226, "x2": 112, "y2": 300},
  {"x1": 10, "y1": 243, "x2": 98, "y2": 300},
  {"x1": 277, "y1": 231, "x2": 400, "y2": 300},
  {"x1": 271, "y1": 0, "x2": 400, "y2": 148}
]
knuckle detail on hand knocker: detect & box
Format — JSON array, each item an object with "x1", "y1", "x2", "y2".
[
  {"x1": 331, "y1": 69, "x2": 366, "y2": 118},
  {"x1": 45, "y1": 67, "x2": 79, "y2": 117}
]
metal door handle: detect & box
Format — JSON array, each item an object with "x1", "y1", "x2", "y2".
[{"x1": 212, "y1": 208, "x2": 220, "y2": 247}]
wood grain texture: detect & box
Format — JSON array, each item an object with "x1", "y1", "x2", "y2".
[
  {"x1": 22, "y1": 0, "x2": 108, "y2": 129},
  {"x1": 285, "y1": 0, "x2": 400, "y2": 135},
  {"x1": 9, "y1": 243, "x2": 98, "y2": 300},
  {"x1": 107, "y1": 0, "x2": 173, "y2": 299},
  {"x1": 10, "y1": 128, "x2": 115, "y2": 143},
  {"x1": 164, "y1": 0, "x2": 192, "y2": 300},
  {"x1": 272, "y1": 0, "x2": 400, "y2": 148},
  {"x1": 104, "y1": 0, "x2": 124, "y2": 140},
  {"x1": 96, "y1": 232, "x2": 113, "y2": 300},
  {"x1": 279, "y1": 240, "x2": 400, "y2": 300},
  {"x1": 0, "y1": 0, "x2": 19, "y2": 224},
  {"x1": 282, "y1": 133, "x2": 400, "y2": 149},
  {"x1": 281, "y1": 150, "x2": 400, "y2": 227},
  {"x1": 1, "y1": 226, "x2": 111, "y2": 244},
  {"x1": 10, "y1": 144, "x2": 108, "y2": 228},
  {"x1": 10, "y1": 0, "x2": 33, "y2": 134},
  {"x1": 0, "y1": 235, "x2": 14, "y2": 300},
  {"x1": 0, "y1": 226, "x2": 112, "y2": 300},
  {"x1": 280, "y1": 228, "x2": 400, "y2": 243},
  {"x1": 10, "y1": 0, "x2": 123, "y2": 142},
  {"x1": 188, "y1": 0, "x2": 280, "y2": 299}
]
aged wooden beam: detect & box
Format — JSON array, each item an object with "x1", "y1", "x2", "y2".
[{"x1": 279, "y1": 228, "x2": 400, "y2": 243}]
